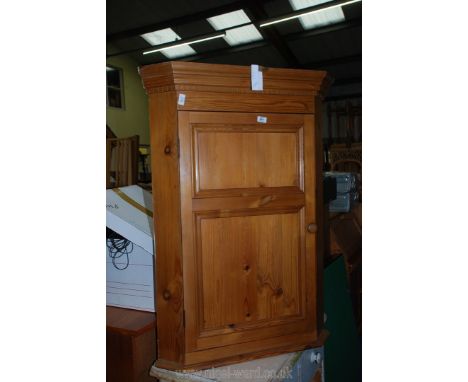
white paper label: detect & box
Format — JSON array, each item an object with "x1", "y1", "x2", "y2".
[
  {"x1": 257, "y1": 116, "x2": 267, "y2": 123},
  {"x1": 177, "y1": 93, "x2": 186, "y2": 105},
  {"x1": 251, "y1": 64, "x2": 263, "y2": 91}
]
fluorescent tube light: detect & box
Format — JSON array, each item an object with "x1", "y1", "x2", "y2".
[
  {"x1": 141, "y1": 28, "x2": 196, "y2": 58},
  {"x1": 260, "y1": 0, "x2": 361, "y2": 27},
  {"x1": 142, "y1": 33, "x2": 226, "y2": 56}
]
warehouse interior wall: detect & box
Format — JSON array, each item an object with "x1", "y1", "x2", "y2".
[{"x1": 106, "y1": 54, "x2": 149, "y2": 144}]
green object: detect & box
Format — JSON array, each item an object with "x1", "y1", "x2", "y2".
[{"x1": 324, "y1": 256, "x2": 361, "y2": 381}]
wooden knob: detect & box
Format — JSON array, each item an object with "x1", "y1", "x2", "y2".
[
  {"x1": 162, "y1": 289, "x2": 171, "y2": 300},
  {"x1": 307, "y1": 223, "x2": 317, "y2": 233},
  {"x1": 164, "y1": 145, "x2": 171, "y2": 154}
]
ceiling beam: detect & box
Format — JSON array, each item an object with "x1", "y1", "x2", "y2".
[
  {"x1": 303, "y1": 53, "x2": 361, "y2": 69},
  {"x1": 245, "y1": 0, "x2": 300, "y2": 67},
  {"x1": 178, "y1": 40, "x2": 270, "y2": 62},
  {"x1": 107, "y1": 0, "x2": 274, "y2": 42},
  {"x1": 285, "y1": 17, "x2": 361, "y2": 41}
]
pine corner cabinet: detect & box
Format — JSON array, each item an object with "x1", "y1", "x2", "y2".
[{"x1": 139, "y1": 61, "x2": 331, "y2": 370}]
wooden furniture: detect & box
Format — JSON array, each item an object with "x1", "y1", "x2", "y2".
[
  {"x1": 106, "y1": 135, "x2": 139, "y2": 189},
  {"x1": 139, "y1": 61, "x2": 331, "y2": 370},
  {"x1": 324, "y1": 101, "x2": 361, "y2": 172},
  {"x1": 106, "y1": 306, "x2": 157, "y2": 382},
  {"x1": 328, "y1": 143, "x2": 362, "y2": 174},
  {"x1": 327, "y1": 205, "x2": 362, "y2": 331},
  {"x1": 326, "y1": 102, "x2": 361, "y2": 147}
]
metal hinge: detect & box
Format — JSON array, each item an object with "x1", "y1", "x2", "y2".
[{"x1": 177, "y1": 137, "x2": 180, "y2": 159}]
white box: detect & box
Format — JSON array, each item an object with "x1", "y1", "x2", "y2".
[
  {"x1": 106, "y1": 185, "x2": 156, "y2": 312},
  {"x1": 151, "y1": 346, "x2": 324, "y2": 381}
]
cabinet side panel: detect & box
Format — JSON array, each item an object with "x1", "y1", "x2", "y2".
[
  {"x1": 313, "y1": 98, "x2": 325, "y2": 333},
  {"x1": 149, "y1": 91, "x2": 185, "y2": 364},
  {"x1": 177, "y1": 111, "x2": 199, "y2": 354},
  {"x1": 303, "y1": 113, "x2": 318, "y2": 337}
]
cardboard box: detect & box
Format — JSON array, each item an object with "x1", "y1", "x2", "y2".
[{"x1": 106, "y1": 185, "x2": 155, "y2": 312}]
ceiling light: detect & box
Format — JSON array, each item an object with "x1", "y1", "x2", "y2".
[
  {"x1": 141, "y1": 28, "x2": 196, "y2": 58},
  {"x1": 222, "y1": 25, "x2": 263, "y2": 46},
  {"x1": 207, "y1": 9, "x2": 263, "y2": 46},
  {"x1": 289, "y1": 0, "x2": 345, "y2": 29},
  {"x1": 142, "y1": 32, "x2": 226, "y2": 56},
  {"x1": 260, "y1": 0, "x2": 361, "y2": 27}
]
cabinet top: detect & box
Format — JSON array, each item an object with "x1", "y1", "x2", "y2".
[{"x1": 139, "y1": 61, "x2": 331, "y2": 98}]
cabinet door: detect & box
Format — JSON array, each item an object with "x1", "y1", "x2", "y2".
[{"x1": 179, "y1": 111, "x2": 319, "y2": 355}]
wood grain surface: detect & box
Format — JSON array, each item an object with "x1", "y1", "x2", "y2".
[{"x1": 139, "y1": 61, "x2": 330, "y2": 370}]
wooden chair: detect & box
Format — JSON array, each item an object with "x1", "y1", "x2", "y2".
[
  {"x1": 106, "y1": 135, "x2": 139, "y2": 189},
  {"x1": 328, "y1": 143, "x2": 362, "y2": 173}
]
